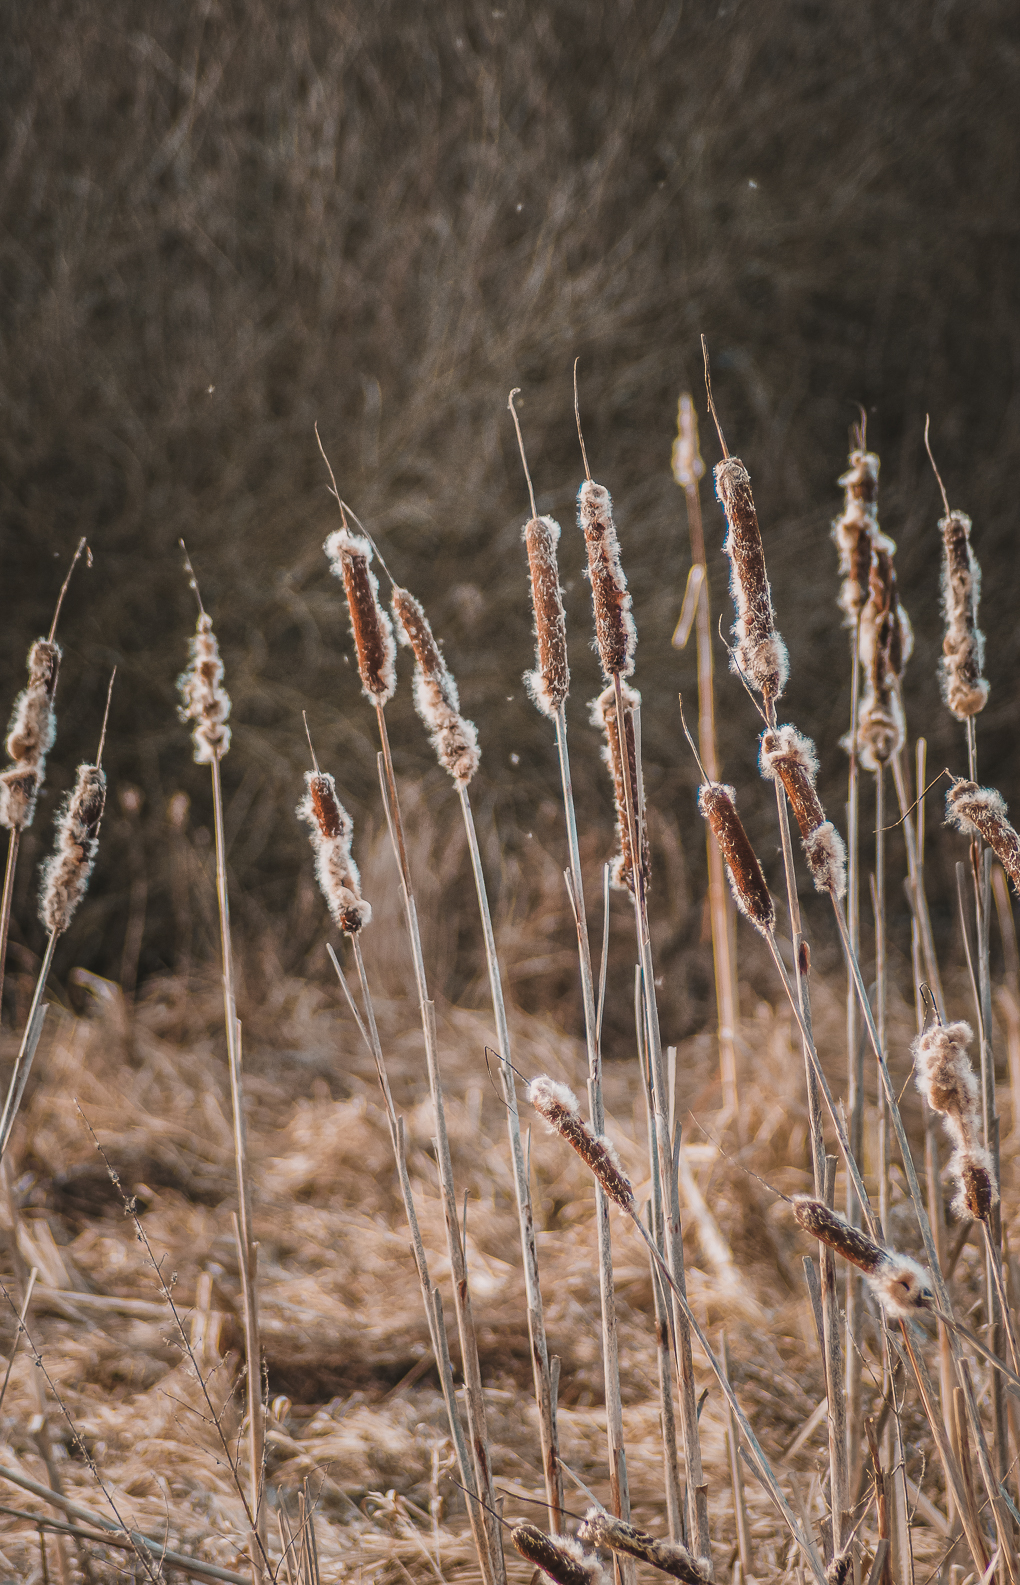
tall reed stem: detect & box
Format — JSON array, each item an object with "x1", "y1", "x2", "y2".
[
  {"x1": 611, "y1": 673, "x2": 709, "y2": 1561},
  {"x1": 845, "y1": 621, "x2": 864, "y2": 1504},
  {"x1": 457, "y1": 783, "x2": 564, "y2": 1529},
  {"x1": 552, "y1": 704, "x2": 632, "y2": 1550},
  {"x1": 373, "y1": 711, "x2": 504, "y2": 1585},
  {"x1": 0, "y1": 928, "x2": 56, "y2": 1162},
  {"x1": 210, "y1": 755, "x2": 265, "y2": 1582},
  {"x1": 0, "y1": 830, "x2": 20, "y2": 1030}
]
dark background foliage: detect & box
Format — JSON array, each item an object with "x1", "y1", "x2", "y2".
[{"x1": 2, "y1": 0, "x2": 1019, "y2": 1045}]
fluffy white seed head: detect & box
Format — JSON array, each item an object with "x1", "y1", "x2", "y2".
[
  {"x1": 297, "y1": 771, "x2": 372, "y2": 934},
  {"x1": 939, "y1": 510, "x2": 989, "y2": 720},
  {"x1": 866, "y1": 1255, "x2": 934, "y2": 1318},
  {"x1": 38, "y1": 763, "x2": 107, "y2": 935},
  {"x1": 912, "y1": 1019, "x2": 979, "y2": 1126},
  {"x1": 2, "y1": 638, "x2": 61, "y2": 831},
  {"x1": 945, "y1": 779, "x2": 1020, "y2": 896},
  {"x1": 803, "y1": 821, "x2": 848, "y2": 898},
  {"x1": 177, "y1": 614, "x2": 231, "y2": 764},
  {"x1": 392, "y1": 588, "x2": 481, "y2": 785},
  {"x1": 523, "y1": 514, "x2": 570, "y2": 718}
]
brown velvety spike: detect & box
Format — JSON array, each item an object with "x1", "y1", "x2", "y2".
[{"x1": 698, "y1": 782, "x2": 774, "y2": 934}]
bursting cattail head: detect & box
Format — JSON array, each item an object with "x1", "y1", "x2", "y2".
[
  {"x1": 178, "y1": 613, "x2": 231, "y2": 764},
  {"x1": 297, "y1": 770, "x2": 372, "y2": 934},
  {"x1": 523, "y1": 514, "x2": 569, "y2": 718},
  {"x1": 1, "y1": 638, "x2": 61, "y2": 832},
  {"x1": 325, "y1": 526, "x2": 397, "y2": 707},
  {"x1": 38, "y1": 763, "x2": 106, "y2": 935},
  {"x1": 850, "y1": 687, "x2": 905, "y2": 774},
  {"x1": 946, "y1": 778, "x2": 1020, "y2": 896},
  {"x1": 912, "y1": 1019, "x2": 979, "y2": 1127},
  {"x1": 760, "y1": 725, "x2": 847, "y2": 897},
  {"x1": 391, "y1": 588, "x2": 480, "y2": 785},
  {"x1": 577, "y1": 480, "x2": 636, "y2": 680},
  {"x1": 792, "y1": 1198, "x2": 933, "y2": 1317},
  {"x1": 939, "y1": 510, "x2": 988, "y2": 719},
  {"x1": 510, "y1": 1525, "x2": 609, "y2": 1585},
  {"x1": 953, "y1": 1146, "x2": 998, "y2": 1222},
  {"x1": 578, "y1": 1510, "x2": 710, "y2": 1585},
  {"x1": 590, "y1": 682, "x2": 649, "y2": 893},
  {"x1": 5, "y1": 639, "x2": 60, "y2": 765},
  {"x1": 714, "y1": 456, "x2": 788, "y2": 701},
  {"x1": 698, "y1": 782, "x2": 774, "y2": 934},
  {"x1": 832, "y1": 448, "x2": 880, "y2": 624},
  {"x1": 528, "y1": 1077, "x2": 635, "y2": 1212}
]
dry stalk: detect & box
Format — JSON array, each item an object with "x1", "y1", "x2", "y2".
[{"x1": 671, "y1": 393, "x2": 738, "y2": 1111}]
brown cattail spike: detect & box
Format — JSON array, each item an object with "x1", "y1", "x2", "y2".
[
  {"x1": 297, "y1": 770, "x2": 372, "y2": 934},
  {"x1": 1, "y1": 639, "x2": 62, "y2": 832},
  {"x1": 939, "y1": 510, "x2": 989, "y2": 719},
  {"x1": 760, "y1": 725, "x2": 847, "y2": 898},
  {"x1": 697, "y1": 782, "x2": 774, "y2": 934},
  {"x1": 178, "y1": 613, "x2": 232, "y2": 764},
  {"x1": 523, "y1": 515, "x2": 570, "y2": 719},
  {"x1": 577, "y1": 480, "x2": 636, "y2": 681},
  {"x1": 324, "y1": 526, "x2": 397, "y2": 707},
  {"x1": 511, "y1": 1524, "x2": 609, "y2": 1585},
  {"x1": 848, "y1": 535, "x2": 912, "y2": 773},
  {"x1": 946, "y1": 778, "x2": 1020, "y2": 896},
  {"x1": 792, "y1": 1198, "x2": 934, "y2": 1316},
  {"x1": 714, "y1": 457, "x2": 788, "y2": 702},
  {"x1": 391, "y1": 588, "x2": 480, "y2": 785},
  {"x1": 528, "y1": 1077, "x2": 635, "y2": 1212},
  {"x1": 578, "y1": 1510, "x2": 711, "y2": 1585},
  {"x1": 591, "y1": 683, "x2": 649, "y2": 893},
  {"x1": 38, "y1": 763, "x2": 107, "y2": 936}
]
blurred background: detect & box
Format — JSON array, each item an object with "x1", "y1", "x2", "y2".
[{"x1": 2, "y1": 0, "x2": 1018, "y2": 1055}]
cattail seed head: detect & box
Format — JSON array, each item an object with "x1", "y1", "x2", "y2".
[
  {"x1": 671, "y1": 394, "x2": 706, "y2": 490},
  {"x1": 832, "y1": 449, "x2": 880, "y2": 624},
  {"x1": 590, "y1": 683, "x2": 649, "y2": 893},
  {"x1": 527, "y1": 1076, "x2": 635, "y2": 1212},
  {"x1": 578, "y1": 1510, "x2": 710, "y2": 1585},
  {"x1": 511, "y1": 1525, "x2": 609, "y2": 1585},
  {"x1": 714, "y1": 456, "x2": 788, "y2": 701},
  {"x1": 792, "y1": 1199, "x2": 933, "y2": 1316},
  {"x1": 177, "y1": 614, "x2": 232, "y2": 764},
  {"x1": 2, "y1": 638, "x2": 61, "y2": 831},
  {"x1": 827, "y1": 1551, "x2": 853, "y2": 1585},
  {"x1": 698, "y1": 782, "x2": 774, "y2": 934},
  {"x1": 577, "y1": 480, "x2": 636, "y2": 680},
  {"x1": 324, "y1": 527, "x2": 397, "y2": 707},
  {"x1": 946, "y1": 779, "x2": 1020, "y2": 895},
  {"x1": 912, "y1": 1020, "x2": 979, "y2": 1126},
  {"x1": 523, "y1": 515, "x2": 570, "y2": 718},
  {"x1": 38, "y1": 763, "x2": 106, "y2": 935},
  {"x1": 297, "y1": 771, "x2": 372, "y2": 934},
  {"x1": 760, "y1": 726, "x2": 847, "y2": 896},
  {"x1": 939, "y1": 511, "x2": 988, "y2": 720},
  {"x1": 953, "y1": 1146, "x2": 997, "y2": 1222},
  {"x1": 792, "y1": 1198, "x2": 886, "y2": 1276},
  {"x1": 391, "y1": 589, "x2": 480, "y2": 785}
]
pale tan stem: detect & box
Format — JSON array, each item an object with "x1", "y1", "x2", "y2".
[
  {"x1": 209, "y1": 756, "x2": 264, "y2": 1581},
  {"x1": 374, "y1": 738, "x2": 504, "y2": 1585},
  {"x1": 0, "y1": 929, "x2": 57, "y2": 1161},
  {"x1": 457, "y1": 784, "x2": 563, "y2": 1528},
  {"x1": 0, "y1": 828, "x2": 20, "y2": 1031}
]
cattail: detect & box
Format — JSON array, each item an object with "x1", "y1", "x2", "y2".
[
  {"x1": 578, "y1": 1510, "x2": 710, "y2": 1585},
  {"x1": 297, "y1": 771, "x2": 372, "y2": 934},
  {"x1": 391, "y1": 588, "x2": 480, "y2": 786},
  {"x1": 852, "y1": 687, "x2": 906, "y2": 775},
  {"x1": 939, "y1": 510, "x2": 989, "y2": 720},
  {"x1": 714, "y1": 457, "x2": 788, "y2": 702},
  {"x1": 844, "y1": 530, "x2": 912, "y2": 773},
  {"x1": 792, "y1": 1198, "x2": 933, "y2": 1317},
  {"x1": 178, "y1": 614, "x2": 231, "y2": 764},
  {"x1": 946, "y1": 778, "x2": 1020, "y2": 894},
  {"x1": 671, "y1": 394, "x2": 706, "y2": 490},
  {"x1": 576, "y1": 480, "x2": 636, "y2": 681},
  {"x1": 697, "y1": 782, "x2": 774, "y2": 934},
  {"x1": 527, "y1": 1076, "x2": 635, "y2": 1213},
  {"x1": 324, "y1": 526, "x2": 397, "y2": 707},
  {"x1": 1, "y1": 639, "x2": 61, "y2": 831},
  {"x1": 760, "y1": 725, "x2": 847, "y2": 897},
  {"x1": 912, "y1": 1019, "x2": 998, "y2": 1221},
  {"x1": 38, "y1": 763, "x2": 106, "y2": 936},
  {"x1": 511, "y1": 1524, "x2": 609, "y2": 1585},
  {"x1": 827, "y1": 1551, "x2": 853, "y2": 1585},
  {"x1": 523, "y1": 515, "x2": 570, "y2": 718},
  {"x1": 590, "y1": 682, "x2": 649, "y2": 893},
  {"x1": 831, "y1": 448, "x2": 881, "y2": 625}
]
